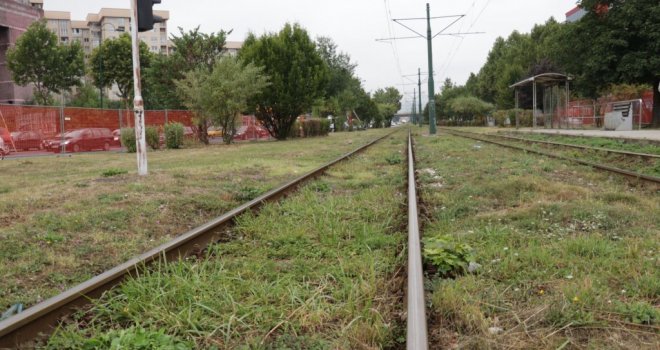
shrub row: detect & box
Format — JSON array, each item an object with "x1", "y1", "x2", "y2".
[
  {"x1": 287, "y1": 118, "x2": 330, "y2": 138},
  {"x1": 121, "y1": 122, "x2": 185, "y2": 153}
]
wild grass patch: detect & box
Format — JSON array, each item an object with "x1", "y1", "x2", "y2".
[
  {"x1": 45, "y1": 131, "x2": 407, "y2": 348},
  {"x1": 416, "y1": 132, "x2": 660, "y2": 348}
]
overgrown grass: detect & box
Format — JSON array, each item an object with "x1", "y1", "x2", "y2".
[
  {"x1": 45, "y1": 132, "x2": 407, "y2": 349},
  {"x1": 0, "y1": 129, "x2": 392, "y2": 310},
  {"x1": 416, "y1": 132, "x2": 659, "y2": 349}
]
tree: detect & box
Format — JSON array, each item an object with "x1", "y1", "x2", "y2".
[
  {"x1": 89, "y1": 33, "x2": 152, "y2": 110},
  {"x1": 372, "y1": 87, "x2": 402, "y2": 127},
  {"x1": 240, "y1": 23, "x2": 328, "y2": 140},
  {"x1": 144, "y1": 27, "x2": 230, "y2": 142},
  {"x1": 176, "y1": 57, "x2": 269, "y2": 144},
  {"x1": 449, "y1": 96, "x2": 494, "y2": 124},
  {"x1": 68, "y1": 82, "x2": 102, "y2": 108},
  {"x1": 567, "y1": 0, "x2": 660, "y2": 126},
  {"x1": 7, "y1": 21, "x2": 85, "y2": 105}
]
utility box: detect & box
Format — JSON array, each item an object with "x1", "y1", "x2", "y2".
[{"x1": 604, "y1": 102, "x2": 633, "y2": 131}]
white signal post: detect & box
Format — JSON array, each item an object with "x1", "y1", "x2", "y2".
[{"x1": 130, "y1": 0, "x2": 148, "y2": 176}]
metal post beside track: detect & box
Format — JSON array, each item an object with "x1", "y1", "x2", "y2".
[{"x1": 406, "y1": 130, "x2": 428, "y2": 350}]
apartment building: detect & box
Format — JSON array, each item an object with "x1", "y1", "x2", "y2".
[
  {"x1": 44, "y1": 7, "x2": 171, "y2": 58},
  {"x1": 0, "y1": 0, "x2": 44, "y2": 103}
]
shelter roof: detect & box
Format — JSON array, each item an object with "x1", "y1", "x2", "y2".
[{"x1": 510, "y1": 73, "x2": 572, "y2": 89}]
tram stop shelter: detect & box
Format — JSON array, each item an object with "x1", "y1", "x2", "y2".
[{"x1": 510, "y1": 73, "x2": 572, "y2": 128}]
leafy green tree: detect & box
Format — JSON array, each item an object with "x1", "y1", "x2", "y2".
[
  {"x1": 68, "y1": 82, "x2": 101, "y2": 108},
  {"x1": 176, "y1": 57, "x2": 269, "y2": 144},
  {"x1": 89, "y1": 33, "x2": 152, "y2": 110},
  {"x1": 7, "y1": 21, "x2": 85, "y2": 105},
  {"x1": 144, "y1": 27, "x2": 230, "y2": 142},
  {"x1": 372, "y1": 87, "x2": 402, "y2": 127},
  {"x1": 240, "y1": 23, "x2": 328, "y2": 140},
  {"x1": 449, "y1": 96, "x2": 494, "y2": 123},
  {"x1": 566, "y1": 0, "x2": 660, "y2": 126}
]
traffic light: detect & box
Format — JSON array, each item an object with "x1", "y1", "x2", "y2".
[{"x1": 137, "y1": 0, "x2": 164, "y2": 32}]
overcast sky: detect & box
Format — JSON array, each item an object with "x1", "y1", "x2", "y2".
[{"x1": 45, "y1": 0, "x2": 579, "y2": 111}]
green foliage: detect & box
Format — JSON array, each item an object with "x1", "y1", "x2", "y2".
[
  {"x1": 287, "y1": 119, "x2": 330, "y2": 138},
  {"x1": 448, "y1": 96, "x2": 494, "y2": 124},
  {"x1": 101, "y1": 168, "x2": 128, "y2": 177},
  {"x1": 616, "y1": 302, "x2": 659, "y2": 325},
  {"x1": 385, "y1": 154, "x2": 402, "y2": 165},
  {"x1": 68, "y1": 83, "x2": 101, "y2": 108},
  {"x1": 47, "y1": 326, "x2": 192, "y2": 350},
  {"x1": 120, "y1": 128, "x2": 136, "y2": 153},
  {"x1": 176, "y1": 56, "x2": 268, "y2": 145},
  {"x1": 164, "y1": 123, "x2": 184, "y2": 149},
  {"x1": 240, "y1": 23, "x2": 328, "y2": 140},
  {"x1": 145, "y1": 126, "x2": 160, "y2": 150},
  {"x1": 373, "y1": 87, "x2": 402, "y2": 127},
  {"x1": 423, "y1": 235, "x2": 474, "y2": 278},
  {"x1": 6, "y1": 20, "x2": 85, "y2": 105},
  {"x1": 234, "y1": 186, "x2": 261, "y2": 202},
  {"x1": 90, "y1": 34, "x2": 152, "y2": 108},
  {"x1": 144, "y1": 26, "x2": 231, "y2": 139}
]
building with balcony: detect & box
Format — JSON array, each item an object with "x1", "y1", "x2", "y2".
[
  {"x1": 44, "y1": 7, "x2": 171, "y2": 57},
  {"x1": 0, "y1": 0, "x2": 44, "y2": 104}
]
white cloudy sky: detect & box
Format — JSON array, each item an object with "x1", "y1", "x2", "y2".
[{"x1": 45, "y1": 0, "x2": 579, "y2": 110}]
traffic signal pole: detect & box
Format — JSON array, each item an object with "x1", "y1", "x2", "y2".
[{"x1": 130, "y1": 0, "x2": 148, "y2": 176}]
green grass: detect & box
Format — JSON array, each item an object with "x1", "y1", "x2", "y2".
[
  {"x1": 0, "y1": 129, "x2": 392, "y2": 310},
  {"x1": 45, "y1": 132, "x2": 407, "y2": 349},
  {"x1": 416, "y1": 132, "x2": 659, "y2": 349},
  {"x1": 500, "y1": 130, "x2": 660, "y2": 155}
]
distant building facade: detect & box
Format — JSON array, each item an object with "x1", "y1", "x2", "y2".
[
  {"x1": 0, "y1": 0, "x2": 44, "y2": 103},
  {"x1": 44, "y1": 8, "x2": 171, "y2": 58}
]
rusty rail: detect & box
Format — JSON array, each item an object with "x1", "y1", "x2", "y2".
[{"x1": 0, "y1": 131, "x2": 397, "y2": 348}]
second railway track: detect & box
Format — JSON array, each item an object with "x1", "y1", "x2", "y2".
[{"x1": 440, "y1": 128, "x2": 660, "y2": 186}]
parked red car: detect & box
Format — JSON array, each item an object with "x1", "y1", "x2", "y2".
[
  {"x1": 45, "y1": 128, "x2": 114, "y2": 153},
  {"x1": 10, "y1": 131, "x2": 44, "y2": 151}
]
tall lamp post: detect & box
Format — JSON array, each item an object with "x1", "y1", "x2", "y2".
[{"x1": 97, "y1": 22, "x2": 124, "y2": 108}]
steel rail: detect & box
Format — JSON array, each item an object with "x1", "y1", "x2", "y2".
[
  {"x1": 488, "y1": 132, "x2": 660, "y2": 159},
  {"x1": 441, "y1": 129, "x2": 660, "y2": 185},
  {"x1": 406, "y1": 130, "x2": 428, "y2": 350},
  {"x1": 0, "y1": 131, "x2": 397, "y2": 348}
]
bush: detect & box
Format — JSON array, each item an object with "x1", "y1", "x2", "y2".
[
  {"x1": 492, "y1": 109, "x2": 533, "y2": 127},
  {"x1": 423, "y1": 235, "x2": 474, "y2": 278},
  {"x1": 145, "y1": 126, "x2": 160, "y2": 150},
  {"x1": 164, "y1": 122, "x2": 184, "y2": 149},
  {"x1": 120, "y1": 128, "x2": 136, "y2": 153}
]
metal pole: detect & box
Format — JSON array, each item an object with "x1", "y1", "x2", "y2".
[
  {"x1": 412, "y1": 88, "x2": 416, "y2": 125},
  {"x1": 130, "y1": 0, "x2": 148, "y2": 176},
  {"x1": 533, "y1": 80, "x2": 537, "y2": 128},
  {"x1": 515, "y1": 89, "x2": 519, "y2": 129},
  {"x1": 418, "y1": 68, "x2": 422, "y2": 127},
  {"x1": 426, "y1": 3, "x2": 436, "y2": 135},
  {"x1": 59, "y1": 97, "x2": 65, "y2": 154}
]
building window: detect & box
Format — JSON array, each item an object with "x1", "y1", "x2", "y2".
[{"x1": 84, "y1": 38, "x2": 89, "y2": 42}]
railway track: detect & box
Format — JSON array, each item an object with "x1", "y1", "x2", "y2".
[
  {"x1": 490, "y1": 132, "x2": 660, "y2": 159},
  {"x1": 440, "y1": 128, "x2": 660, "y2": 185},
  {"x1": 0, "y1": 130, "x2": 430, "y2": 349}
]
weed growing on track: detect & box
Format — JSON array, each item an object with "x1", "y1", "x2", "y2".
[
  {"x1": 416, "y1": 132, "x2": 659, "y2": 349},
  {"x1": 45, "y1": 132, "x2": 407, "y2": 349},
  {"x1": 0, "y1": 129, "x2": 392, "y2": 310},
  {"x1": 501, "y1": 131, "x2": 660, "y2": 156}
]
